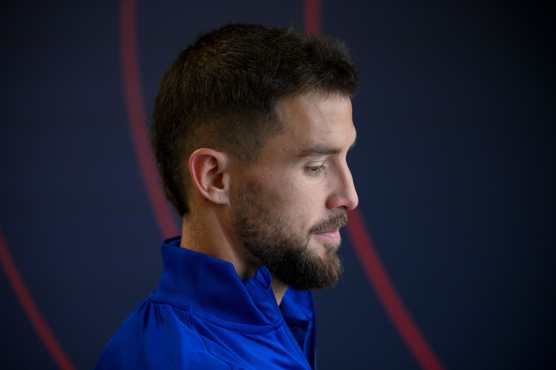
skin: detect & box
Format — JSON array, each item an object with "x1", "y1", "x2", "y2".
[{"x1": 180, "y1": 91, "x2": 358, "y2": 304}]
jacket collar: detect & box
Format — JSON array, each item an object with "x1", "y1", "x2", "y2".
[{"x1": 150, "y1": 237, "x2": 314, "y2": 329}]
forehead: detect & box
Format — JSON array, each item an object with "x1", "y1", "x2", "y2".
[{"x1": 268, "y1": 92, "x2": 356, "y2": 155}]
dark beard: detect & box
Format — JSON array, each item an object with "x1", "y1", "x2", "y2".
[{"x1": 231, "y1": 181, "x2": 345, "y2": 290}]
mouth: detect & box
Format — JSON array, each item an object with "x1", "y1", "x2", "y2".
[
  {"x1": 310, "y1": 212, "x2": 348, "y2": 246},
  {"x1": 312, "y1": 229, "x2": 341, "y2": 244}
]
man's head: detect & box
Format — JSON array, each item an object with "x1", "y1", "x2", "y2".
[{"x1": 152, "y1": 24, "x2": 359, "y2": 289}]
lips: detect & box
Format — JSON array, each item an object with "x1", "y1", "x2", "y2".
[
  {"x1": 310, "y1": 212, "x2": 347, "y2": 245},
  {"x1": 310, "y1": 212, "x2": 348, "y2": 234},
  {"x1": 313, "y1": 229, "x2": 341, "y2": 244}
]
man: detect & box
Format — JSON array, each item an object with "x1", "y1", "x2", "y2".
[{"x1": 96, "y1": 23, "x2": 359, "y2": 370}]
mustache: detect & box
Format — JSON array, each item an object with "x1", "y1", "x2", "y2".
[{"x1": 310, "y1": 211, "x2": 348, "y2": 233}]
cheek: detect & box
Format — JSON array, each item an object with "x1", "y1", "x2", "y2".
[
  {"x1": 258, "y1": 166, "x2": 330, "y2": 227},
  {"x1": 258, "y1": 179, "x2": 298, "y2": 218},
  {"x1": 271, "y1": 181, "x2": 325, "y2": 231}
]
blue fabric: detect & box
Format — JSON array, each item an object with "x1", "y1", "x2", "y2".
[{"x1": 95, "y1": 237, "x2": 316, "y2": 370}]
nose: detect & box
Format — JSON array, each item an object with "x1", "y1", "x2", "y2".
[{"x1": 326, "y1": 163, "x2": 359, "y2": 211}]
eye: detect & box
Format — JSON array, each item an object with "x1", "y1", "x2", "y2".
[{"x1": 305, "y1": 164, "x2": 326, "y2": 176}]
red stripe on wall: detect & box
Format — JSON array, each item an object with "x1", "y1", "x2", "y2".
[
  {"x1": 120, "y1": 0, "x2": 180, "y2": 238},
  {"x1": 347, "y1": 211, "x2": 445, "y2": 370},
  {"x1": 304, "y1": 1, "x2": 445, "y2": 369},
  {"x1": 305, "y1": 0, "x2": 321, "y2": 34},
  {"x1": 0, "y1": 230, "x2": 76, "y2": 370}
]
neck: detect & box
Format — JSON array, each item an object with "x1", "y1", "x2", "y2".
[
  {"x1": 271, "y1": 277, "x2": 288, "y2": 305},
  {"x1": 180, "y1": 212, "x2": 287, "y2": 304}
]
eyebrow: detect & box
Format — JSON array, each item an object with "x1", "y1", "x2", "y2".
[{"x1": 296, "y1": 137, "x2": 357, "y2": 158}]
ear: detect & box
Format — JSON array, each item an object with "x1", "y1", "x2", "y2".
[{"x1": 187, "y1": 148, "x2": 231, "y2": 206}]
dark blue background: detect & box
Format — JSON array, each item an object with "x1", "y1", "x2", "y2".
[{"x1": 1, "y1": 1, "x2": 554, "y2": 370}]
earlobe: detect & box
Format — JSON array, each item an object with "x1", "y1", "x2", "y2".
[{"x1": 188, "y1": 148, "x2": 231, "y2": 206}]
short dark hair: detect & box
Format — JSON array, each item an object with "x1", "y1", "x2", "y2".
[{"x1": 151, "y1": 23, "x2": 359, "y2": 216}]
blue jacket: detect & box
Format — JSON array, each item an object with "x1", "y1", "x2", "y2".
[{"x1": 95, "y1": 237, "x2": 316, "y2": 369}]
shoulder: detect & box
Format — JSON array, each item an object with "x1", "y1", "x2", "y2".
[{"x1": 95, "y1": 299, "x2": 231, "y2": 370}]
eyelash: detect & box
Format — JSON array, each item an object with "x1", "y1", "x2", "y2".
[{"x1": 305, "y1": 164, "x2": 326, "y2": 176}]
